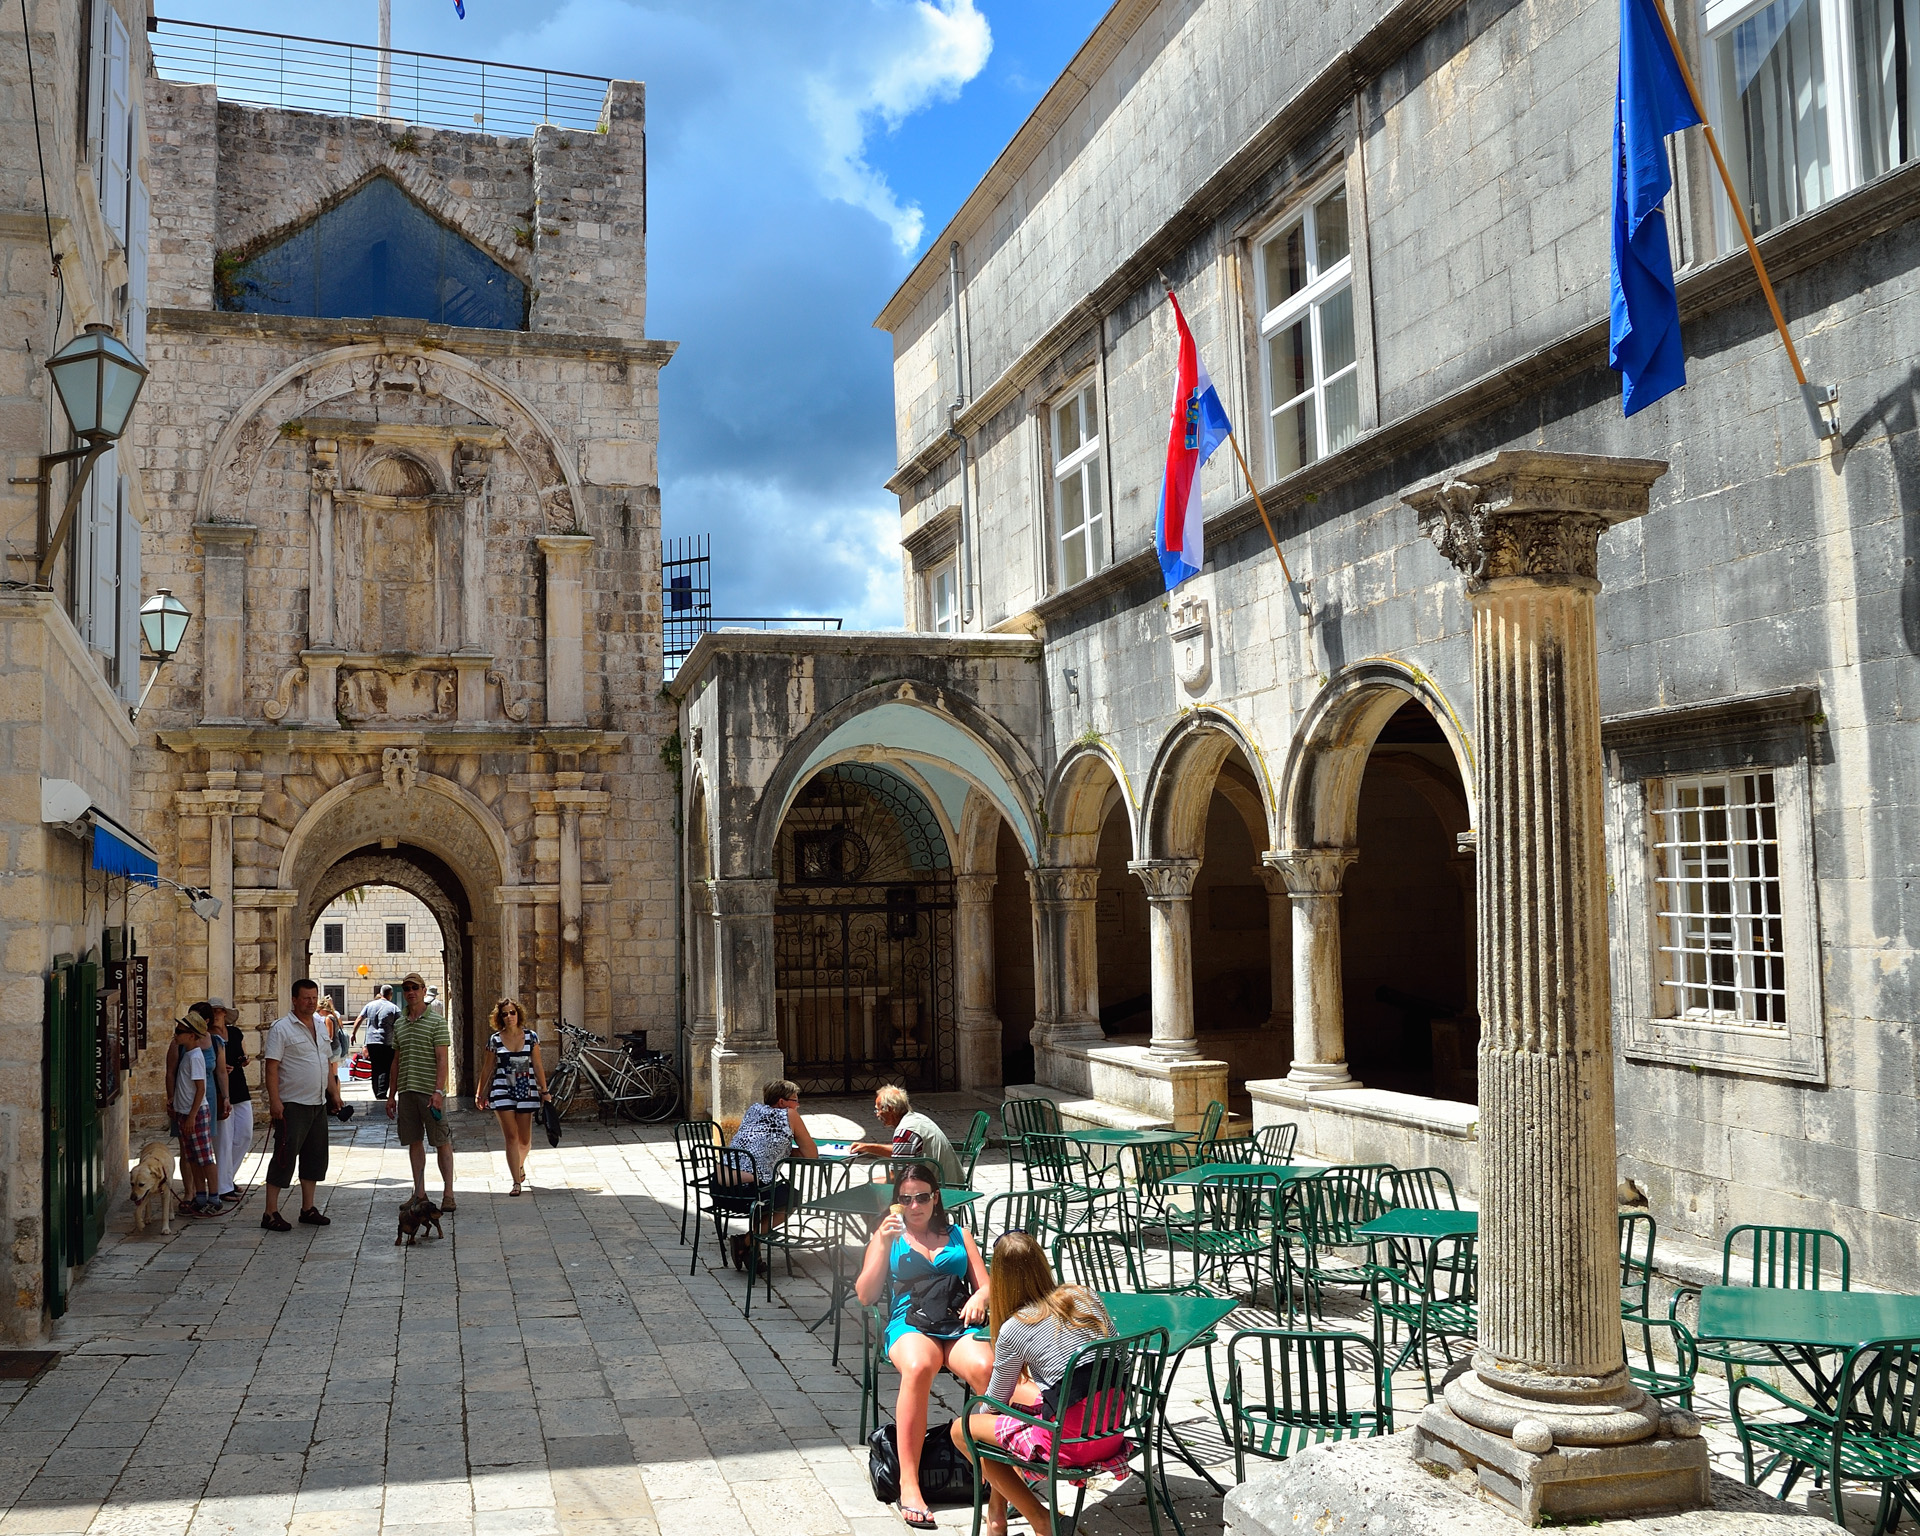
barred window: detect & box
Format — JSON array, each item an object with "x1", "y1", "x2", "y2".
[{"x1": 1651, "y1": 772, "x2": 1787, "y2": 1026}]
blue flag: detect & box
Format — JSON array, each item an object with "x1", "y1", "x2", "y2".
[{"x1": 1609, "y1": 0, "x2": 1701, "y2": 415}]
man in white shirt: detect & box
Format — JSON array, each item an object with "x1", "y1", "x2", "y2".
[{"x1": 260, "y1": 978, "x2": 344, "y2": 1232}]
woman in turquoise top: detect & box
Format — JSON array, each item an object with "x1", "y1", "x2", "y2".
[{"x1": 856, "y1": 1162, "x2": 990, "y2": 1530}]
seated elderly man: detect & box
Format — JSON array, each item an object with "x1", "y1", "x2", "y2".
[{"x1": 852, "y1": 1085, "x2": 963, "y2": 1185}]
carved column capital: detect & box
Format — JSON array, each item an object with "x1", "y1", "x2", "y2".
[
  {"x1": 1266, "y1": 848, "x2": 1357, "y2": 897},
  {"x1": 1128, "y1": 857, "x2": 1202, "y2": 901},
  {"x1": 1028, "y1": 865, "x2": 1099, "y2": 905},
  {"x1": 1403, "y1": 450, "x2": 1666, "y2": 589},
  {"x1": 954, "y1": 872, "x2": 997, "y2": 905},
  {"x1": 710, "y1": 875, "x2": 779, "y2": 919}
]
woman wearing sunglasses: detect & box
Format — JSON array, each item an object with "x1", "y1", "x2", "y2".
[{"x1": 855, "y1": 1162, "x2": 991, "y2": 1530}]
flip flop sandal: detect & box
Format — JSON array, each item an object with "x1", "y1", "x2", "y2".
[
  {"x1": 440, "y1": 1197, "x2": 457, "y2": 1212},
  {"x1": 900, "y1": 1505, "x2": 937, "y2": 1531}
]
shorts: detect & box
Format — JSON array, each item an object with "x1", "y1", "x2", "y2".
[
  {"x1": 179, "y1": 1103, "x2": 215, "y2": 1166},
  {"x1": 886, "y1": 1320, "x2": 988, "y2": 1354},
  {"x1": 396, "y1": 1090, "x2": 453, "y2": 1149},
  {"x1": 265, "y1": 1101, "x2": 331, "y2": 1188},
  {"x1": 994, "y1": 1411, "x2": 1131, "y2": 1487}
]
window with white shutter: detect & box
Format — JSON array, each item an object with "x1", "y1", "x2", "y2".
[
  {"x1": 116, "y1": 493, "x2": 142, "y2": 704},
  {"x1": 99, "y1": 10, "x2": 129, "y2": 245},
  {"x1": 73, "y1": 447, "x2": 119, "y2": 654},
  {"x1": 126, "y1": 162, "x2": 148, "y2": 359}
]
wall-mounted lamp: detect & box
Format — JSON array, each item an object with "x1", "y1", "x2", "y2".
[
  {"x1": 132, "y1": 588, "x2": 192, "y2": 719},
  {"x1": 22, "y1": 324, "x2": 149, "y2": 586},
  {"x1": 143, "y1": 873, "x2": 222, "y2": 924},
  {"x1": 1063, "y1": 667, "x2": 1081, "y2": 706}
]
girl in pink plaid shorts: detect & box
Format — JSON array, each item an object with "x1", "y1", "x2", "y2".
[{"x1": 172, "y1": 1022, "x2": 221, "y2": 1217}]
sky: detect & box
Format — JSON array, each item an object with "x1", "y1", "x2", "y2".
[{"x1": 155, "y1": 0, "x2": 1113, "y2": 628}]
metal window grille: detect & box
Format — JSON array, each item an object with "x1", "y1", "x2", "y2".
[{"x1": 1651, "y1": 772, "x2": 1788, "y2": 1026}]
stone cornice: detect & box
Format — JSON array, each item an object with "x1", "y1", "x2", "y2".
[
  {"x1": 156, "y1": 726, "x2": 627, "y2": 755},
  {"x1": 150, "y1": 306, "x2": 678, "y2": 367},
  {"x1": 900, "y1": 504, "x2": 962, "y2": 568},
  {"x1": 1602, "y1": 685, "x2": 1821, "y2": 779},
  {"x1": 191, "y1": 520, "x2": 258, "y2": 547},
  {"x1": 666, "y1": 629, "x2": 1041, "y2": 701}
]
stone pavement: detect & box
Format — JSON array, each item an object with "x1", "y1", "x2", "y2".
[{"x1": 0, "y1": 1085, "x2": 1857, "y2": 1536}]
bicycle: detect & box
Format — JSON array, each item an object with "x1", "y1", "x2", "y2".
[{"x1": 547, "y1": 1021, "x2": 681, "y2": 1123}]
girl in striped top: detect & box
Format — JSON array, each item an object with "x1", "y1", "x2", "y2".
[{"x1": 951, "y1": 1232, "x2": 1130, "y2": 1536}]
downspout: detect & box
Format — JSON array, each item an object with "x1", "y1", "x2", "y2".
[{"x1": 947, "y1": 239, "x2": 975, "y2": 627}]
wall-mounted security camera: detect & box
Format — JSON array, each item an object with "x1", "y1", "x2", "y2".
[{"x1": 40, "y1": 778, "x2": 92, "y2": 824}]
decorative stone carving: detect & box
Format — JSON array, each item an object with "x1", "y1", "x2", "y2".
[
  {"x1": 1168, "y1": 594, "x2": 1211, "y2": 693},
  {"x1": 262, "y1": 664, "x2": 308, "y2": 722},
  {"x1": 381, "y1": 747, "x2": 421, "y2": 795},
  {"x1": 336, "y1": 664, "x2": 459, "y2": 724},
  {"x1": 488, "y1": 667, "x2": 530, "y2": 723}
]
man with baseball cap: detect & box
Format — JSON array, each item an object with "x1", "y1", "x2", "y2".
[{"x1": 386, "y1": 972, "x2": 455, "y2": 1211}]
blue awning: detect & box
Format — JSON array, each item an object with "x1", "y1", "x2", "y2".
[{"x1": 90, "y1": 818, "x2": 158, "y2": 885}]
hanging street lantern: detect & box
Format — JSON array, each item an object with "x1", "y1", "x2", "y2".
[
  {"x1": 32, "y1": 323, "x2": 151, "y2": 585},
  {"x1": 131, "y1": 589, "x2": 193, "y2": 720}
]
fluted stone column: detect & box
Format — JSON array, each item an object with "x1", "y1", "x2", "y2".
[
  {"x1": 954, "y1": 873, "x2": 1003, "y2": 1089},
  {"x1": 1129, "y1": 858, "x2": 1201, "y2": 1060},
  {"x1": 1028, "y1": 867, "x2": 1102, "y2": 1047},
  {"x1": 709, "y1": 875, "x2": 784, "y2": 1119},
  {"x1": 1406, "y1": 452, "x2": 1706, "y2": 1523},
  {"x1": 1266, "y1": 849, "x2": 1358, "y2": 1091}
]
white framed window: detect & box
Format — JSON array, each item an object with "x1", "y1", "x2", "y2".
[
  {"x1": 1702, "y1": 0, "x2": 1919, "y2": 240},
  {"x1": 1650, "y1": 772, "x2": 1787, "y2": 1025},
  {"x1": 926, "y1": 560, "x2": 958, "y2": 634},
  {"x1": 1605, "y1": 690, "x2": 1825, "y2": 1082},
  {"x1": 1255, "y1": 180, "x2": 1358, "y2": 481},
  {"x1": 1050, "y1": 380, "x2": 1105, "y2": 589}
]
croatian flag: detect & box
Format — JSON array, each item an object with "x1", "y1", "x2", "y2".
[{"x1": 1156, "y1": 290, "x2": 1233, "y2": 591}]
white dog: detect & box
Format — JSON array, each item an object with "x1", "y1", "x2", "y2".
[{"x1": 130, "y1": 1140, "x2": 175, "y2": 1235}]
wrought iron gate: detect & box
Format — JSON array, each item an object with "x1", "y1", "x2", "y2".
[{"x1": 774, "y1": 878, "x2": 956, "y2": 1095}]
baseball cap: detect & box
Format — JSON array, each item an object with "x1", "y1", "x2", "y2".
[{"x1": 401, "y1": 972, "x2": 427, "y2": 989}]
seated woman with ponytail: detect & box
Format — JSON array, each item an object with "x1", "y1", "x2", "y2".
[{"x1": 952, "y1": 1232, "x2": 1131, "y2": 1536}]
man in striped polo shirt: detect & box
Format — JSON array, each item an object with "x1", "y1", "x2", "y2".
[{"x1": 385, "y1": 971, "x2": 456, "y2": 1213}]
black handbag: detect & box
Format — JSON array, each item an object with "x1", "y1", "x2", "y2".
[
  {"x1": 540, "y1": 1100, "x2": 562, "y2": 1147},
  {"x1": 867, "y1": 1422, "x2": 975, "y2": 1506},
  {"x1": 901, "y1": 1271, "x2": 971, "y2": 1337}
]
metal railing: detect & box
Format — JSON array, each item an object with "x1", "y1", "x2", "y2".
[{"x1": 147, "y1": 17, "x2": 612, "y2": 138}]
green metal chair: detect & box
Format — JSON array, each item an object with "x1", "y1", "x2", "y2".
[
  {"x1": 1187, "y1": 1099, "x2": 1226, "y2": 1153},
  {"x1": 1052, "y1": 1230, "x2": 1140, "y2": 1292},
  {"x1": 1676, "y1": 1224, "x2": 1852, "y2": 1389},
  {"x1": 1292, "y1": 1167, "x2": 1387, "y2": 1322},
  {"x1": 1001, "y1": 1096, "x2": 1062, "y2": 1186},
  {"x1": 1169, "y1": 1171, "x2": 1288, "y2": 1313},
  {"x1": 672, "y1": 1118, "x2": 717, "y2": 1245},
  {"x1": 1253, "y1": 1123, "x2": 1299, "y2": 1164},
  {"x1": 1730, "y1": 1336, "x2": 1920, "y2": 1535},
  {"x1": 1366, "y1": 1232, "x2": 1477, "y2": 1402},
  {"x1": 1624, "y1": 1312, "x2": 1698, "y2": 1412},
  {"x1": 1129, "y1": 1137, "x2": 1203, "y2": 1230},
  {"x1": 962, "y1": 1328, "x2": 1171, "y2": 1536},
  {"x1": 1381, "y1": 1166, "x2": 1458, "y2": 1211},
  {"x1": 1224, "y1": 1327, "x2": 1391, "y2": 1483},
  {"x1": 979, "y1": 1188, "x2": 1066, "y2": 1256},
  {"x1": 749, "y1": 1156, "x2": 848, "y2": 1315},
  {"x1": 957, "y1": 1108, "x2": 993, "y2": 1186},
  {"x1": 1024, "y1": 1131, "x2": 1127, "y2": 1234},
  {"x1": 1618, "y1": 1209, "x2": 1657, "y2": 1319}
]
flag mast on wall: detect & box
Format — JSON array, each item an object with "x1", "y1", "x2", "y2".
[
  {"x1": 1154, "y1": 275, "x2": 1297, "y2": 601},
  {"x1": 1610, "y1": 0, "x2": 1839, "y2": 439}
]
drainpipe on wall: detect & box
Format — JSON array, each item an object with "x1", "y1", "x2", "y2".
[{"x1": 947, "y1": 240, "x2": 975, "y2": 627}]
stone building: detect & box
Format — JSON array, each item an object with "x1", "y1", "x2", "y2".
[
  {"x1": 680, "y1": 0, "x2": 1920, "y2": 1284},
  {"x1": 0, "y1": 0, "x2": 162, "y2": 1339},
  {"x1": 126, "y1": 59, "x2": 676, "y2": 1114},
  {"x1": 306, "y1": 886, "x2": 446, "y2": 1026}
]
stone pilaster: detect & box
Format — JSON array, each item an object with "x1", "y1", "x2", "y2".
[
  {"x1": 1129, "y1": 857, "x2": 1201, "y2": 1060},
  {"x1": 193, "y1": 522, "x2": 256, "y2": 724},
  {"x1": 1028, "y1": 866, "x2": 1102, "y2": 1047},
  {"x1": 709, "y1": 875, "x2": 783, "y2": 1119},
  {"x1": 307, "y1": 442, "x2": 337, "y2": 648},
  {"x1": 457, "y1": 448, "x2": 491, "y2": 653},
  {"x1": 1405, "y1": 450, "x2": 1707, "y2": 1521},
  {"x1": 1266, "y1": 849, "x2": 1358, "y2": 1091},
  {"x1": 537, "y1": 533, "x2": 592, "y2": 726},
  {"x1": 954, "y1": 873, "x2": 1002, "y2": 1090},
  {"x1": 686, "y1": 879, "x2": 718, "y2": 1120}
]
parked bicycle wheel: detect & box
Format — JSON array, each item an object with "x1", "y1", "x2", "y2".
[
  {"x1": 629, "y1": 1060, "x2": 681, "y2": 1122},
  {"x1": 548, "y1": 1062, "x2": 595, "y2": 1121}
]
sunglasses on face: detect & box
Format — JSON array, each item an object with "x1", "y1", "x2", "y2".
[
  {"x1": 404, "y1": 984, "x2": 423, "y2": 993},
  {"x1": 897, "y1": 1191, "x2": 936, "y2": 1207}
]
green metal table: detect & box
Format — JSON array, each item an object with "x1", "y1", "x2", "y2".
[
  {"x1": 1099, "y1": 1290, "x2": 1242, "y2": 1534},
  {"x1": 1696, "y1": 1285, "x2": 1920, "y2": 1407},
  {"x1": 1067, "y1": 1127, "x2": 1192, "y2": 1147},
  {"x1": 1356, "y1": 1208, "x2": 1478, "y2": 1241},
  {"x1": 1159, "y1": 1162, "x2": 1325, "y2": 1187}
]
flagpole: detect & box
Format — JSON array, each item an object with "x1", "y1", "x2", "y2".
[
  {"x1": 1155, "y1": 272, "x2": 1298, "y2": 593},
  {"x1": 1649, "y1": 0, "x2": 1837, "y2": 435}
]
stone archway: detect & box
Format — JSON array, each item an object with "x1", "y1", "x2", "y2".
[{"x1": 275, "y1": 772, "x2": 513, "y2": 1086}]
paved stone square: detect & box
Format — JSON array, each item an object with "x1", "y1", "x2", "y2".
[{"x1": 0, "y1": 1091, "x2": 1853, "y2": 1536}]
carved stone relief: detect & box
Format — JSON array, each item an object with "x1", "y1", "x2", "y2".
[{"x1": 337, "y1": 665, "x2": 459, "y2": 724}]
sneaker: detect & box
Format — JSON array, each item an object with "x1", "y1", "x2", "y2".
[
  {"x1": 260, "y1": 1211, "x2": 292, "y2": 1232},
  {"x1": 297, "y1": 1207, "x2": 330, "y2": 1226}
]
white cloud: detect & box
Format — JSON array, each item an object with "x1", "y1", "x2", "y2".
[{"x1": 804, "y1": 1, "x2": 993, "y2": 251}]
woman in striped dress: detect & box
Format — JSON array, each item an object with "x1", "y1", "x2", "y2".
[{"x1": 473, "y1": 998, "x2": 548, "y2": 1195}]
